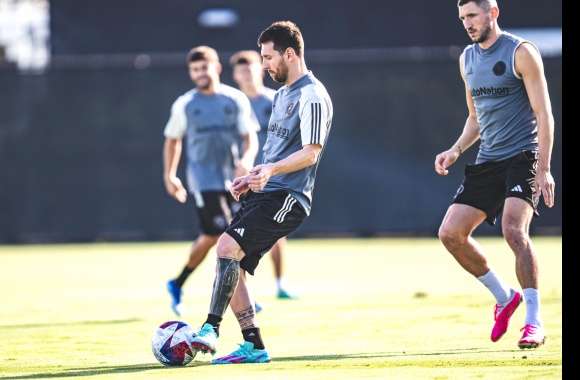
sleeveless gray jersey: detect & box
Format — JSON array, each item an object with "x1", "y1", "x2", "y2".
[
  {"x1": 249, "y1": 87, "x2": 276, "y2": 165},
  {"x1": 463, "y1": 32, "x2": 538, "y2": 163},
  {"x1": 163, "y1": 84, "x2": 258, "y2": 193},
  {"x1": 261, "y1": 72, "x2": 333, "y2": 215}
]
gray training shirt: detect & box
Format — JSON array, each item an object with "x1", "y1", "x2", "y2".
[
  {"x1": 261, "y1": 71, "x2": 333, "y2": 215},
  {"x1": 249, "y1": 87, "x2": 276, "y2": 165},
  {"x1": 463, "y1": 32, "x2": 539, "y2": 163},
  {"x1": 164, "y1": 84, "x2": 258, "y2": 193}
]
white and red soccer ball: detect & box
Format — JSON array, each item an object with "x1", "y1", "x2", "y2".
[{"x1": 151, "y1": 321, "x2": 196, "y2": 366}]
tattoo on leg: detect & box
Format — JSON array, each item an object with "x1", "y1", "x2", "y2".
[
  {"x1": 235, "y1": 306, "x2": 256, "y2": 330},
  {"x1": 209, "y1": 258, "x2": 240, "y2": 317}
]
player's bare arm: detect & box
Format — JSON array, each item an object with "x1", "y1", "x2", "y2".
[
  {"x1": 435, "y1": 52, "x2": 481, "y2": 176},
  {"x1": 236, "y1": 131, "x2": 259, "y2": 177},
  {"x1": 515, "y1": 42, "x2": 556, "y2": 208},
  {"x1": 163, "y1": 137, "x2": 187, "y2": 203},
  {"x1": 230, "y1": 144, "x2": 321, "y2": 199},
  {"x1": 243, "y1": 144, "x2": 321, "y2": 192}
]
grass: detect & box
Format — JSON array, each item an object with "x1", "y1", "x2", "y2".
[{"x1": 0, "y1": 237, "x2": 562, "y2": 379}]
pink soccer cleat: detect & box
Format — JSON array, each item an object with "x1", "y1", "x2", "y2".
[
  {"x1": 491, "y1": 290, "x2": 522, "y2": 342},
  {"x1": 518, "y1": 324, "x2": 546, "y2": 349}
]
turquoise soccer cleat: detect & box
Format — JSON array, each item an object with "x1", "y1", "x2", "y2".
[
  {"x1": 212, "y1": 342, "x2": 271, "y2": 364},
  {"x1": 276, "y1": 287, "x2": 296, "y2": 299},
  {"x1": 190, "y1": 323, "x2": 218, "y2": 355}
]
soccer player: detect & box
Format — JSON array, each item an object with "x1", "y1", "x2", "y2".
[
  {"x1": 229, "y1": 49, "x2": 296, "y2": 300},
  {"x1": 435, "y1": 0, "x2": 556, "y2": 349},
  {"x1": 189, "y1": 20, "x2": 333, "y2": 364},
  {"x1": 163, "y1": 46, "x2": 258, "y2": 316}
]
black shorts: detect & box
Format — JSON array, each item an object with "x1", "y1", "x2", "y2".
[
  {"x1": 225, "y1": 190, "x2": 307, "y2": 275},
  {"x1": 452, "y1": 150, "x2": 540, "y2": 226},
  {"x1": 192, "y1": 191, "x2": 239, "y2": 236}
]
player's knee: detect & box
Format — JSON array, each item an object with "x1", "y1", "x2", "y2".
[
  {"x1": 502, "y1": 223, "x2": 529, "y2": 247},
  {"x1": 216, "y1": 233, "x2": 244, "y2": 260},
  {"x1": 438, "y1": 224, "x2": 467, "y2": 248}
]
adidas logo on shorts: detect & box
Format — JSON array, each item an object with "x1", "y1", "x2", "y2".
[
  {"x1": 234, "y1": 228, "x2": 245, "y2": 237},
  {"x1": 510, "y1": 185, "x2": 523, "y2": 193}
]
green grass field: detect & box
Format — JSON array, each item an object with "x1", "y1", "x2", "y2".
[{"x1": 0, "y1": 237, "x2": 561, "y2": 379}]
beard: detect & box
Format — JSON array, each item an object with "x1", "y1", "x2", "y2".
[
  {"x1": 472, "y1": 24, "x2": 492, "y2": 43},
  {"x1": 268, "y1": 62, "x2": 289, "y2": 83},
  {"x1": 194, "y1": 76, "x2": 211, "y2": 89}
]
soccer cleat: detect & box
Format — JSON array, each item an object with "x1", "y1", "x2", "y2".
[
  {"x1": 491, "y1": 289, "x2": 523, "y2": 342},
  {"x1": 211, "y1": 341, "x2": 271, "y2": 364},
  {"x1": 518, "y1": 324, "x2": 546, "y2": 349},
  {"x1": 166, "y1": 280, "x2": 183, "y2": 316},
  {"x1": 276, "y1": 288, "x2": 296, "y2": 300},
  {"x1": 190, "y1": 323, "x2": 218, "y2": 355},
  {"x1": 254, "y1": 302, "x2": 263, "y2": 313}
]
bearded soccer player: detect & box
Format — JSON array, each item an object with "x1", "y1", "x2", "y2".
[
  {"x1": 163, "y1": 46, "x2": 258, "y2": 316},
  {"x1": 189, "y1": 21, "x2": 333, "y2": 364},
  {"x1": 230, "y1": 49, "x2": 297, "y2": 301},
  {"x1": 435, "y1": 0, "x2": 556, "y2": 349}
]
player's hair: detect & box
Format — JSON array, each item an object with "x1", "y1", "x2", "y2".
[
  {"x1": 229, "y1": 50, "x2": 261, "y2": 67},
  {"x1": 187, "y1": 46, "x2": 220, "y2": 64},
  {"x1": 457, "y1": 0, "x2": 497, "y2": 11},
  {"x1": 257, "y1": 21, "x2": 304, "y2": 57}
]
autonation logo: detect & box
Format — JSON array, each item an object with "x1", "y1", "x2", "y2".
[{"x1": 471, "y1": 87, "x2": 510, "y2": 97}]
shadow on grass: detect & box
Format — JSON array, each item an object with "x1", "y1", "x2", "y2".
[
  {"x1": 272, "y1": 347, "x2": 521, "y2": 363},
  {"x1": 0, "y1": 319, "x2": 142, "y2": 330},
  {"x1": 0, "y1": 348, "x2": 526, "y2": 379},
  {"x1": 0, "y1": 362, "x2": 211, "y2": 379}
]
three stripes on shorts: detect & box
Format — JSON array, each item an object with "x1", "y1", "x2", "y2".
[{"x1": 273, "y1": 194, "x2": 296, "y2": 223}]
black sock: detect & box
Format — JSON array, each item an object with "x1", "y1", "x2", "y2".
[
  {"x1": 205, "y1": 314, "x2": 222, "y2": 336},
  {"x1": 174, "y1": 266, "x2": 194, "y2": 288},
  {"x1": 242, "y1": 327, "x2": 265, "y2": 349}
]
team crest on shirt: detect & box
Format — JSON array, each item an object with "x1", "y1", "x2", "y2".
[
  {"x1": 492, "y1": 61, "x2": 506, "y2": 76},
  {"x1": 285, "y1": 102, "x2": 296, "y2": 117}
]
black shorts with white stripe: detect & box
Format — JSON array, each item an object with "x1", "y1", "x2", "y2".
[
  {"x1": 225, "y1": 190, "x2": 306, "y2": 275},
  {"x1": 452, "y1": 150, "x2": 539, "y2": 226}
]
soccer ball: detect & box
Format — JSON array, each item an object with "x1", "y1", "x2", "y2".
[{"x1": 151, "y1": 321, "x2": 196, "y2": 366}]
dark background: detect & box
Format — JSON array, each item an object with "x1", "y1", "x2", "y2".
[
  {"x1": 0, "y1": 0, "x2": 562, "y2": 242},
  {"x1": 49, "y1": 0, "x2": 561, "y2": 54}
]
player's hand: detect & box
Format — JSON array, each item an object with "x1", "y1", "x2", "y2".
[
  {"x1": 434, "y1": 149, "x2": 460, "y2": 176},
  {"x1": 230, "y1": 175, "x2": 250, "y2": 201},
  {"x1": 534, "y1": 169, "x2": 555, "y2": 208},
  {"x1": 164, "y1": 175, "x2": 187, "y2": 203},
  {"x1": 247, "y1": 164, "x2": 275, "y2": 192}
]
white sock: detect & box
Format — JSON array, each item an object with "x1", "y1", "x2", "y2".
[
  {"x1": 523, "y1": 288, "x2": 542, "y2": 326},
  {"x1": 477, "y1": 270, "x2": 512, "y2": 305},
  {"x1": 276, "y1": 278, "x2": 284, "y2": 291}
]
